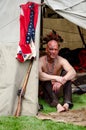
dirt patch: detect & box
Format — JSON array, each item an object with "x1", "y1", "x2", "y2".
[{"x1": 37, "y1": 108, "x2": 86, "y2": 126}]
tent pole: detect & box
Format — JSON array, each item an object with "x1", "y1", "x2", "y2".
[
  {"x1": 77, "y1": 26, "x2": 86, "y2": 48},
  {"x1": 40, "y1": 0, "x2": 44, "y2": 40}
]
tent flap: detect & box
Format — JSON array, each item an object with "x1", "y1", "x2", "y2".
[{"x1": 44, "y1": 0, "x2": 86, "y2": 29}]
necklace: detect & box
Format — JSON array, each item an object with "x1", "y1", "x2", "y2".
[{"x1": 46, "y1": 56, "x2": 55, "y2": 74}]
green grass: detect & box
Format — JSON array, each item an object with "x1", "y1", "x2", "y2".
[
  {"x1": 72, "y1": 94, "x2": 86, "y2": 109},
  {"x1": 39, "y1": 93, "x2": 86, "y2": 113},
  {"x1": 0, "y1": 115, "x2": 85, "y2": 130},
  {"x1": 0, "y1": 94, "x2": 86, "y2": 130}
]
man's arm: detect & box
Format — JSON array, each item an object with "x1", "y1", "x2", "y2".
[
  {"x1": 39, "y1": 58, "x2": 63, "y2": 83},
  {"x1": 60, "y1": 57, "x2": 76, "y2": 84}
]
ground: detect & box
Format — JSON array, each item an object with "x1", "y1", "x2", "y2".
[
  {"x1": 38, "y1": 74, "x2": 86, "y2": 127},
  {"x1": 37, "y1": 108, "x2": 86, "y2": 126}
]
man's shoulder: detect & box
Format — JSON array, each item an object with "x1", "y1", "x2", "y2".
[
  {"x1": 39, "y1": 55, "x2": 46, "y2": 61},
  {"x1": 57, "y1": 55, "x2": 68, "y2": 63},
  {"x1": 58, "y1": 55, "x2": 65, "y2": 60}
]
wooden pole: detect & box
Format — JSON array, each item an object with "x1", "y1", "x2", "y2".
[{"x1": 77, "y1": 26, "x2": 86, "y2": 48}]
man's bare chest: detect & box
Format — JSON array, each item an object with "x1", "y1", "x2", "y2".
[{"x1": 42, "y1": 62, "x2": 62, "y2": 75}]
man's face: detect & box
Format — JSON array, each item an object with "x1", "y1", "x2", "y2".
[{"x1": 46, "y1": 40, "x2": 59, "y2": 59}]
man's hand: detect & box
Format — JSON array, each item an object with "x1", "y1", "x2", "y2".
[
  {"x1": 61, "y1": 77, "x2": 67, "y2": 84},
  {"x1": 55, "y1": 76, "x2": 67, "y2": 85},
  {"x1": 52, "y1": 81, "x2": 62, "y2": 92}
]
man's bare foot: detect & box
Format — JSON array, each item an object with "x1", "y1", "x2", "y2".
[
  {"x1": 63, "y1": 103, "x2": 69, "y2": 111},
  {"x1": 57, "y1": 104, "x2": 65, "y2": 113}
]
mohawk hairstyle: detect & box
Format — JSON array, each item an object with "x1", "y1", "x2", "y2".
[{"x1": 42, "y1": 30, "x2": 63, "y2": 44}]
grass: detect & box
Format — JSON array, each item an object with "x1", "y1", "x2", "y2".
[
  {"x1": 39, "y1": 93, "x2": 86, "y2": 113},
  {"x1": 72, "y1": 94, "x2": 86, "y2": 109},
  {"x1": 0, "y1": 115, "x2": 86, "y2": 130},
  {"x1": 0, "y1": 94, "x2": 86, "y2": 130}
]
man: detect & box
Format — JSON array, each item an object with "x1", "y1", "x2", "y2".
[{"x1": 39, "y1": 40, "x2": 76, "y2": 112}]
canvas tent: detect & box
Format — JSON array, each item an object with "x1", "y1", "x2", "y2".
[
  {"x1": 43, "y1": 0, "x2": 86, "y2": 49},
  {"x1": 0, "y1": 0, "x2": 41, "y2": 116},
  {"x1": 44, "y1": 0, "x2": 86, "y2": 29},
  {"x1": 0, "y1": 0, "x2": 86, "y2": 116}
]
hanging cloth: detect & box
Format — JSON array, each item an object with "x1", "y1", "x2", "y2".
[{"x1": 16, "y1": 2, "x2": 39, "y2": 62}]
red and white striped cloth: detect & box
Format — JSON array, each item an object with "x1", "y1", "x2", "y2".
[{"x1": 16, "y1": 2, "x2": 39, "y2": 62}]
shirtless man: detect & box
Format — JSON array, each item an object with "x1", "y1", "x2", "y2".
[{"x1": 39, "y1": 40, "x2": 76, "y2": 112}]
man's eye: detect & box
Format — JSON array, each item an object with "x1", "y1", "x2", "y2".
[
  {"x1": 49, "y1": 48, "x2": 53, "y2": 50},
  {"x1": 49, "y1": 48, "x2": 57, "y2": 51}
]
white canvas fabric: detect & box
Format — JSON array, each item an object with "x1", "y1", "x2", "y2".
[
  {"x1": 0, "y1": 0, "x2": 41, "y2": 116},
  {"x1": 44, "y1": 0, "x2": 86, "y2": 29},
  {"x1": 0, "y1": 0, "x2": 86, "y2": 116}
]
